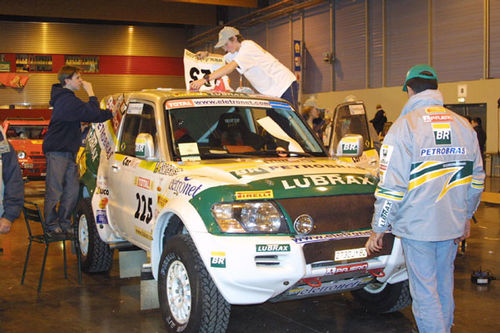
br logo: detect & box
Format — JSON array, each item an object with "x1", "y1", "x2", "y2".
[{"x1": 432, "y1": 123, "x2": 451, "y2": 145}]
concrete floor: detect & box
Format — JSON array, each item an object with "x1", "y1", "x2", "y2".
[{"x1": 0, "y1": 179, "x2": 499, "y2": 333}]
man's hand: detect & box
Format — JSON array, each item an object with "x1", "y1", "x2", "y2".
[
  {"x1": 365, "y1": 231, "x2": 384, "y2": 256},
  {"x1": 81, "y1": 80, "x2": 95, "y2": 97},
  {"x1": 0, "y1": 218, "x2": 13, "y2": 234},
  {"x1": 196, "y1": 51, "x2": 209, "y2": 60},
  {"x1": 190, "y1": 78, "x2": 207, "y2": 91},
  {"x1": 455, "y1": 219, "x2": 472, "y2": 244}
]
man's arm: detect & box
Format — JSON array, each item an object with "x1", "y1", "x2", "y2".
[
  {"x1": 1, "y1": 143, "x2": 24, "y2": 225},
  {"x1": 190, "y1": 61, "x2": 238, "y2": 90}
]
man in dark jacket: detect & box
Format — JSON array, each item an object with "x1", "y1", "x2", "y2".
[
  {"x1": 0, "y1": 127, "x2": 23, "y2": 235},
  {"x1": 43, "y1": 66, "x2": 113, "y2": 237},
  {"x1": 471, "y1": 117, "x2": 486, "y2": 166}
]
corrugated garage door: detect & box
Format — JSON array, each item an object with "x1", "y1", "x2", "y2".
[
  {"x1": 386, "y1": 0, "x2": 428, "y2": 87},
  {"x1": 334, "y1": 0, "x2": 366, "y2": 91},
  {"x1": 303, "y1": 3, "x2": 331, "y2": 94},
  {"x1": 369, "y1": 0, "x2": 383, "y2": 88},
  {"x1": 488, "y1": 1, "x2": 500, "y2": 78},
  {"x1": 432, "y1": 0, "x2": 483, "y2": 83},
  {"x1": 267, "y1": 17, "x2": 291, "y2": 73}
]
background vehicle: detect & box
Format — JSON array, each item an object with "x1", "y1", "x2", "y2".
[
  {"x1": 76, "y1": 90, "x2": 408, "y2": 333},
  {"x1": 3, "y1": 119, "x2": 49, "y2": 178}
]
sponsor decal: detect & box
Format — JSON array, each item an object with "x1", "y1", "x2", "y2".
[
  {"x1": 379, "y1": 144, "x2": 393, "y2": 185},
  {"x1": 210, "y1": 252, "x2": 226, "y2": 268},
  {"x1": 327, "y1": 263, "x2": 368, "y2": 275},
  {"x1": 98, "y1": 198, "x2": 109, "y2": 209},
  {"x1": 135, "y1": 177, "x2": 154, "y2": 190},
  {"x1": 86, "y1": 129, "x2": 100, "y2": 162},
  {"x1": 96, "y1": 122, "x2": 114, "y2": 160},
  {"x1": 135, "y1": 226, "x2": 153, "y2": 240},
  {"x1": 122, "y1": 156, "x2": 140, "y2": 168},
  {"x1": 157, "y1": 194, "x2": 168, "y2": 208},
  {"x1": 256, "y1": 244, "x2": 290, "y2": 252},
  {"x1": 96, "y1": 187, "x2": 109, "y2": 195},
  {"x1": 341, "y1": 137, "x2": 359, "y2": 154},
  {"x1": 168, "y1": 177, "x2": 203, "y2": 198},
  {"x1": 96, "y1": 209, "x2": 108, "y2": 224},
  {"x1": 235, "y1": 189, "x2": 274, "y2": 200},
  {"x1": 187, "y1": 98, "x2": 271, "y2": 108},
  {"x1": 127, "y1": 103, "x2": 144, "y2": 114},
  {"x1": 432, "y1": 123, "x2": 452, "y2": 145},
  {"x1": 281, "y1": 174, "x2": 374, "y2": 190},
  {"x1": 377, "y1": 200, "x2": 393, "y2": 227},
  {"x1": 292, "y1": 229, "x2": 371, "y2": 244},
  {"x1": 420, "y1": 146, "x2": 466, "y2": 157},
  {"x1": 165, "y1": 99, "x2": 195, "y2": 109},
  {"x1": 269, "y1": 101, "x2": 292, "y2": 110},
  {"x1": 153, "y1": 162, "x2": 182, "y2": 176},
  {"x1": 409, "y1": 160, "x2": 473, "y2": 201},
  {"x1": 288, "y1": 277, "x2": 370, "y2": 296},
  {"x1": 348, "y1": 104, "x2": 365, "y2": 115},
  {"x1": 423, "y1": 114, "x2": 454, "y2": 122},
  {"x1": 425, "y1": 106, "x2": 447, "y2": 114},
  {"x1": 230, "y1": 167, "x2": 269, "y2": 179}
]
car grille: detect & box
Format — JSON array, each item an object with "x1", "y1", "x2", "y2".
[{"x1": 276, "y1": 194, "x2": 393, "y2": 264}]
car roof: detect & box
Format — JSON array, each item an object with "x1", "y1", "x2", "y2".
[{"x1": 120, "y1": 88, "x2": 289, "y2": 104}]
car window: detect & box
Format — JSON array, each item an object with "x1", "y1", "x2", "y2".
[
  {"x1": 329, "y1": 104, "x2": 372, "y2": 153},
  {"x1": 5, "y1": 125, "x2": 47, "y2": 140},
  {"x1": 118, "y1": 104, "x2": 157, "y2": 158},
  {"x1": 166, "y1": 103, "x2": 326, "y2": 160}
]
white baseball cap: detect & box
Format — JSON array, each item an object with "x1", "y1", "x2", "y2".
[{"x1": 215, "y1": 26, "x2": 240, "y2": 48}]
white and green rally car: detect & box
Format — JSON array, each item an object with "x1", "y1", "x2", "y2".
[{"x1": 76, "y1": 89, "x2": 409, "y2": 333}]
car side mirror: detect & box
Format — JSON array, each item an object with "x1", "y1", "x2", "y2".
[
  {"x1": 135, "y1": 133, "x2": 156, "y2": 160},
  {"x1": 336, "y1": 134, "x2": 364, "y2": 157}
]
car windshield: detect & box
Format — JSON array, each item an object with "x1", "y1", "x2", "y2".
[
  {"x1": 166, "y1": 102, "x2": 326, "y2": 160},
  {"x1": 5, "y1": 125, "x2": 47, "y2": 140}
]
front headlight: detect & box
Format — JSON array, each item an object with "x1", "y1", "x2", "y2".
[
  {"x1": 211, "y1": 202, "x2": 288, "y2": 234},
  {"x1": 17, "y1": 151, "x2": 26, "y2": 159}
]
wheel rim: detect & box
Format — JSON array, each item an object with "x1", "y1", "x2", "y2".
[
  {"x1": 78, "y1": 214, "x2": 89, "y2": 256},
  {"x1": 166, "y1": 260, "x2": 192, "y2": 325},
  {"x1": 363, "y1": 280, "x2": 387, "y2": 294}
]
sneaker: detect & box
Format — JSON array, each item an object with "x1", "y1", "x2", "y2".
[{"x1": 60, "y1": 224, "x2": 75, "y2": 238}]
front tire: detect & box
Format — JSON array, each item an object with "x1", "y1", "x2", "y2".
[
  {"x1": 351, "y1": 279, "x2": 411, "y2": 313},
  {"x1": 158, "y1": 234, "x2": 230, "y2": 333},
  {"x1": 75, "y1": 198, "x2": 114, "y2": 273}
]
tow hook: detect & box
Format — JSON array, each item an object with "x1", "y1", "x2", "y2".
[
  {"x1": 301, "y1": 277, "x2": 322, "y2": 287},
  {"x1": 368, "y1": 268, "x2": 385, "y2": 277}
]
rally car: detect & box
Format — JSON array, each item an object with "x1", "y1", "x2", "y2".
[
  {"x1": 2, "y1": 119, "x2": 49, "y2": 178},
  {"x1": 76, "y1": 89, "x2": 409, "y2": 333}
]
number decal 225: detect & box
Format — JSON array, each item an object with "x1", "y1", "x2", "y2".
[{"x1": 134, "y1": 193, "x2": 153, "y2": 224}]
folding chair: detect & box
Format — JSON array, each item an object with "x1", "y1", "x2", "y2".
[{"x1": 20, "y1": 200, "x2": 81, "y2": 293}]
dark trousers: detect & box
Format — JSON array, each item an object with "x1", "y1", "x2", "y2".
[
  {"x1": 44, "y1": 152, "x2": 79, "y2": 231},
  {"x1": 280, "y1": 81, "x2": 299, "y2": 111}
]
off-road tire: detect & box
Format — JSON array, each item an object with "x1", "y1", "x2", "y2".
[
  {"x1": 158, "y1": 234, "x2": 230, "y2": 333},
  {"x1": 351, "y1": 279, "x2": 411, "y2": 313},
  {"x1": 75, "y1": 198, "x2": 114, "y2": 273}
]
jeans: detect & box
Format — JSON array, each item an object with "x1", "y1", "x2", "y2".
[
  {"x1": 280, "y1": 81, "x2": 299, "y2": 111},
  {"x1": 44, "y1": 151, "x2": 79, "y2": 231},
  {"x1": 401, "y1": 238, "x2": 458, "y2": 333}
]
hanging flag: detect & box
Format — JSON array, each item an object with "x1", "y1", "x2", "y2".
[{"x1": 0, "y1": 73, "x2": 29, "y2": 88}]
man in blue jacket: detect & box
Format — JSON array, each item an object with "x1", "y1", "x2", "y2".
[
  {"x1": 0, "y1": 127, "x2": 23, "y2": 235},
  {"x1": 43, "y1": 66, "x2": 113, "y2": 237}
]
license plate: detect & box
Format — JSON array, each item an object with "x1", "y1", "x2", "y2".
[
  {"x1": 23, "y1": 163, "x2": 33, "y2": 169},
  {"x1": 334, "y1": 247, "x2": 368, "y2": 261}
]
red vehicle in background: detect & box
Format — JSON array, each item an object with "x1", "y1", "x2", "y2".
[{"x1": 3, "y1": 119, "x2": 49, "y2": 178}]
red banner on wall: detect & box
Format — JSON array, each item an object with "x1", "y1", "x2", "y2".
[{"x1": 0, "y1": 73, "x2": 29, "y2": 88}]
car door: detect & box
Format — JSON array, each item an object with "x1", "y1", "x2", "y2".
[{"x1": 107, "y1": 101, "x2": 159, "y2": 248}]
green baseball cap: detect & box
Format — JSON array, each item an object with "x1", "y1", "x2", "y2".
[{"x1": 402, "y1": 64, "x2": 438, "y2": 92}]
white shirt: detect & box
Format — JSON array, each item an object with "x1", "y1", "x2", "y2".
[{"x1": 224, "y1": 40, "x2": 296, "y2": 97}]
